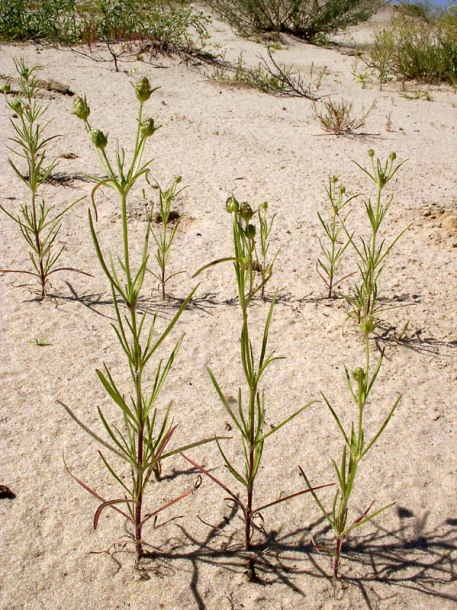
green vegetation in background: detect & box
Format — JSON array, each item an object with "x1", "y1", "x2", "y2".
[
  {"x1": 0, "y1": 0, "x2": 210, "y2": 55},
  {"x1": 366, "y1": 1, "x2": 457, "y2": 86}
]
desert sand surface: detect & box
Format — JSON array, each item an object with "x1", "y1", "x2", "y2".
[{"x1": 1, "y1": 6, "x2": 456, "y2": 610}]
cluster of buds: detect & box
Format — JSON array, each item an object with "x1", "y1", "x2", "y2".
[
  {"x1": 73, "y1": 95, "x2": 90, "y2": 122},
  {"x1": 352, "y1": 366, "x2": 367, "y2": 404},
  {"x1": 367, "y1": 149, "x2": 401, "y2": 189},
  {"x1": 90, "y1": 129, "x2": 108, "y2": 150},
  {"x1": 140, "y1": 117, "x2": 160, "y2": 138},
  {"x1": 135, "y1": 77, "x2": 154, "y2": 102},
  {"x1": 9, "y1": 98, "x2": 23, "y2": 116},
  {"x1": 73, "y1": 77, "x2": 160, "y2": 154},
  {"x1": 360, "y1": 315, "x2": 377, "y2": 336},
  {"x1": 226, "y1": 196, "x2": 256, "y2": 239}
]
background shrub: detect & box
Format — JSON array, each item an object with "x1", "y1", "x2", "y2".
[
  {"x1": 367, "y1": 2, "x2": 457, "y2": 86},
  {"x1": 204, "y1": 0, "x2": 382, "y2": 41}
]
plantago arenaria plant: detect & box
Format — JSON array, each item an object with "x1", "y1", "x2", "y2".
[
  {"x1": 346, "y1": 150, "x2": 407, "y2": 323},
  {"x1": 0, "y1": 59, "x2": 84, "y2": 298},
  {"x1": 301, "y1": 316, "x2": 400, "y2": 579},
  {"x1": 185, "y1": 196, "x2": 324, "y2": 580},
  {"x1": 61, "y1": 77, "x2": 214, "y2": 563},
  {"x1": 150, "y1": 176, "x2": 185, "y2": 299},
  {"x1": 317, "y1": 176, "x2": 356, "y2": 298},
  {"x1": 254, "y1": 202, "x2": 281, "y2": 300}
]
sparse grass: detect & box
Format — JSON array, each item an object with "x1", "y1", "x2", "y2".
[
  {"x1": 206, "y1": 48, "x2": 327, "y2": 98},
  {"x1": 400, "y1": 89, "x2": 434, "y2": 101}
]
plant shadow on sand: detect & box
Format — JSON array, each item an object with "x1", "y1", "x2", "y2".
[{"x1": 92, "y1": 503, "x2": 456, "y2": 610}]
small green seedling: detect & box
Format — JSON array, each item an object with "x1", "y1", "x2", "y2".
[
  {"x1": 149, "y1": 176, "x2": 185, "y2": 299},
  {"x1": 28, "y1": 337, "x2": 51, "y2": 347},
  {"x1": 317, "y1": 176, "x2": 356, "y2": 298},
  {"x1": 253, "y1": 202, "x2": 281, "y2": 300},
  {"x1": 301, "y1": 316, "x2": 400, "y2": 579},
  {"x1": 0, "y1": 59, "x2": 85, "y2": 298}
]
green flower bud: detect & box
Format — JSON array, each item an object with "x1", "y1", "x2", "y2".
[
  {"x1": 9, "y1": 98, "x2": 22, "y2": 115},
  {"x1": 260, "y1": 201, "x2": 268, "y2": 211},
  {"x1": 73, "y1": 95, "x2": 90, "y2": 121},
  {"x1": 140, "y1": 117, "x2": 159, "y2": 137},
  {"x1": 360, "y1": 315, "x2": 377, "y2": 335},
  {"x1": 2, "y1": 82, "x2": 11, "y2": 94},
  {"x1": 352, "y1": 367, "x2": 365, "y2": 383},
  {"x1": 240, "y1": 202, "x2": 254, "y2": 222},
  {"x1": 135, "y1": 77, "x2": 153, "y2": 102},
  {"x1": 389, "y1": 151, "x2": 397, "y2": 161},
  {"x1": 226, "y1": 196, "x2": 239, "y2": 214},
  {"x1": 368, "y1": 149, "x2": 375, "y2": 158},
  {"x1": 90, "y1": 129, "x2": 108, "y2": 150},
  {"x1": 245, "y1": 223, "x2": 256, "y2": 239}
]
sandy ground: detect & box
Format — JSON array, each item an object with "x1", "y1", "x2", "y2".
[{"x1": 1, "y1": 6, "x2": 456, "y2": 610}]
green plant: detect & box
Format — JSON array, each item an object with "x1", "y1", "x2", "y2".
[
  {"x1": 184, "y1": 196, "x2": 321, "y2": 580},
  {"x1": 317, "y1": 176, "x2": 356, "y2": 298},
  {"x1": 28, "y1": 337, "x2": 51, "y2": 347},
  {"x1": 351, "y1": 58, "x2": 373, "y2": 89},
  {"x1": 345, "y1": 151, "x2": 408, "y2": 324},
  {"x1": 0, "y1": 0, "x2": 211, "y2": 63},
  {"x1": 400, "y1": 88, "x2": 434, "y2": 100},
  {"x1": 204, "y1": 0, "x2": 382, "y2": 42},
  {"x1": 253, "y1": 202, "x2": 281, "y2": 300},
  {"x1": 0, "y1": 59, "x2": 84, "y2": 299},
  {"x1": 0, "y1": 0, "x2": 79, "y2": 42},
  {"x1": 367, "y1": 5, "x2": 457, "y2": 87},
  {"x1": 149, "y1": 176, "x2": 185, "y2": 299},
  {"x1": 301, "y1": 316, "x2": 401, "y2": 579},
  {"x1": 363, "y1": 28, "x2": 395, "y2": 89},
  {"x1": 61, "y1": 77, "x2": 215, "y2": 562},
  {"x1": 312, "y1": 98, "x2": 376, "y2": 136}
]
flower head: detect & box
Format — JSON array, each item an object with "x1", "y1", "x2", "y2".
[
  {"x1": 352, "y1": 367, "x2": 365, "y2": 383},
  {"x1": 90, "y1": 129, "x2": 108, "y2": 150},
  {"x1": 240, "y1": 202, "x2": 254, "y2": 222},
  {"x1": 245, "y1": 224, "x2": 256, "y2": 239},
  {"x1": 360, "y1": 315, "x2": 377, "y2": 336},
  {"x1": 135, "y1": 77, "x2": 153, "y2": 102},
  {"x1": 9, "y1": 98, "x2": 22, "y2": 116},
  {"x1": 140, "y1": 117, "x2": 159, "y2": 137},
  {"x1": 226, "y1": 195, "x2": 239, "y2": 214},
  {"x1": 73, "y1": 95, "x2": 90, "y2": 121}
]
